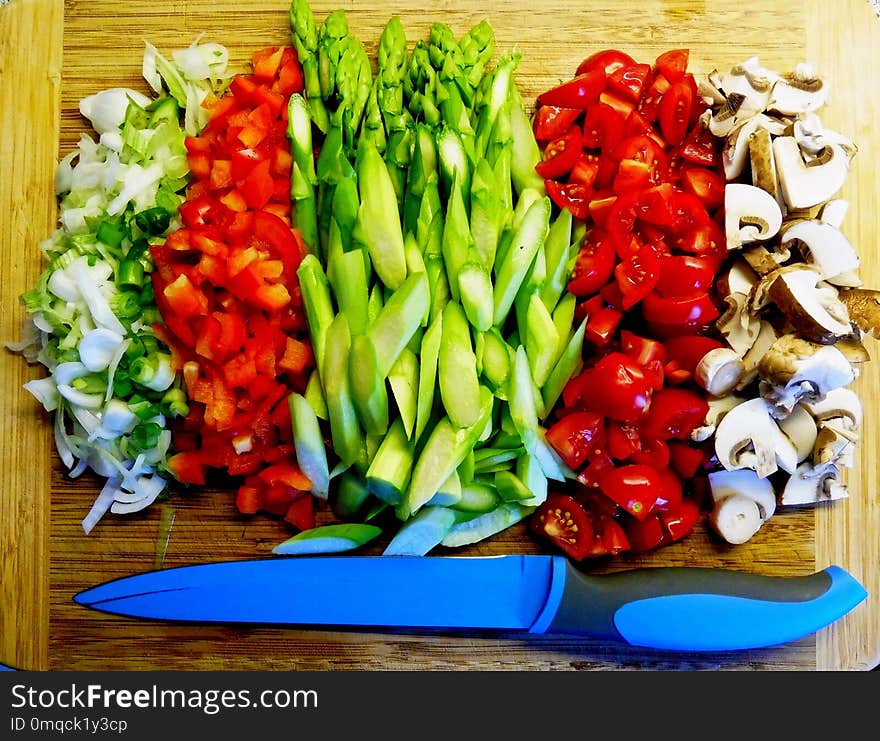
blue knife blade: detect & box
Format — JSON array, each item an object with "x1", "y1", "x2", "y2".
[{"x1": 73, "y1": 555, "x2": 867, "y2": 652}]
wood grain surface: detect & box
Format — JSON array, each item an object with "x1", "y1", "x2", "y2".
[{"x1": 1, "y1": 0, "x2": 878, "y2": 671}]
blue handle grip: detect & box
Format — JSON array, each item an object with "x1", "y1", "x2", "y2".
[{"x1": 533, "y1": 561, "x2": 867, "y2": 651}]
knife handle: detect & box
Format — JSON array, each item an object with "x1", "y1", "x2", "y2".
[{"x1": 530, "y1": 559, "x2": 867, "y2": 651}]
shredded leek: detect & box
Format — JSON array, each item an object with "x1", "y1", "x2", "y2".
[{"x1": 7, "y1": 39, "x2": 230, "y2": 533}]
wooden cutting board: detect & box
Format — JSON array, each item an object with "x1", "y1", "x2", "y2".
[{"x1": 1, "y1": 0, "x2": 878, "y2": 671}]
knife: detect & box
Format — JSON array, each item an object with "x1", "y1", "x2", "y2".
[{"x1": 74, "y1": 555, "x2": 867, "y2": 652}]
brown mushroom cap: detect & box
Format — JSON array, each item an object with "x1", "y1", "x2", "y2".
[{"x1": 838, "y1": 288, "x2": 880, "y2": 338}]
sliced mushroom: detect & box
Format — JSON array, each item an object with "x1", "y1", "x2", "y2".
[
  {"x1": 695, "y1": 348, "x2": 745, "y2": 396},
  {"x1": 780, "y1": 462, "x2": 848, "y2": 505},
  {"x1": 776, "y1": 404, "x2": 819, "y2": 463},
  {"x1": 812, "y1": 425, "x2": 855, "y2": 468},
  {"x1": 690, "y1": 394, "x2": 747, "y2": 442},
  {"x1": 772, "y1": 137, "x2": 850, "y2": 210},
  {"x1": 736, "y1": 320, "x2": 780, "y2": 391},
  {"x1": 818, "y1": 198, "x2": 848, "y2": 229},
  {"x1": 835, "y1": 336, "x2": 870, "y2": 364},
  {"x1": 697, "y1": 75, "x2": 727, "y2": 107},
  {"x1": 725, "y1": 183, "x2": 783, "y2": 251},
  {"x1": 767, "y1": 66, "x2": 829, "y2": 116},
  {"x1": 721, "y1": 57, "x2": 779, "y2": 109},
  {"x1": 757, "y1": 334, "x2": 856, "y2": 415},
  {"x1": 717, "y1": 258, "x2": 759, "y2": 298},
  {"x1": 838, "y1": 288, "x2": 880, "y2": 337},
  {"x1": 748, "y1": 125, "x2": 783, "y2": 207},
  {"x1": 792, "y1": 114, "x2": 858, "y2": 161},
  {"x1": 766, "y1": 266, "x2": 854, "y2": 344},
  {"x1": 709, "y1": 468, "x2": 778, "y2": 521},
  {"x1": 742, "y1": 245, "x2": 787, "y2": 280},
  {"x1": 709, "y1": 91, "x2": 749, "y2": 138},
  {"x1": 780, "y1": 220, "x2": 860, "y2": 287},
  {"x1": 714, "y1": 397, "x2": 799, "y2": 478},
  {"x1": 800, "y1": 387, "x2": 863, "y2": 430},
  {"x1": 716, "y1": 292, "x2": 761, "y2": 355},
  {"x1": 708, "y1": 494, "x2": 765, "y2": 545}
]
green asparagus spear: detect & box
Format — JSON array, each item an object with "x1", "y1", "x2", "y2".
[
  {"x1": 289, "y1": 0, "x2": 330, "y2": 132},
  {"x1": 352, "y1": 138, "x2": 407, "y2": 290},
  {"x1": 287, "y1": 94, "x2": 319, "y2": 253}
]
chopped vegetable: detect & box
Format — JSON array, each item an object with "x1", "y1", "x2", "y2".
[
  {"x1": 10, "y1": 39, "x2": 230, "y2": 532},
  {"x1": 152, "y1": 45, "x2": 317, "y2": 528}
]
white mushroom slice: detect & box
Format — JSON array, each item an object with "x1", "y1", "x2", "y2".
[
  {"x1": 780, "y1": 462, "x2": 848, "y2": 506},
  {"x1": 736, "y1": 320, "x2": 780, "y2": 391},
  {"x1": 724, "y1": 183, "x2": 783, "y2": 250},
  {"x1": 800, "y1": 387, "x2": 863, "y2": 430},
  {"x1": 767, "y1": 266, "x2": 854, "y2": 344},
  {"x1": 716, "y1": 292, "x2": 761, "y2": 355},
  {"x1": 819, "y1": 198, "x2": 848, "y2": 229},
  {"x1": 767, "y1": 68, "x2": 829, "y2": 116},
  {"x1": 708, "y1": 92, "x2": 748, "y2": 138},
  {"x1": 717, "y1": 259, "x2": 759, "y2": 298},
  {"x1": 708, "y1": 493, "x2": 765, "y2": 545},
  {"x1": 777, "y1": 405, "x2": 819, "y2": 463},
  {"x1": 714, "y1": 397, "x2": 798, "y2": 478},
  {"x1": 772, "y1": 137, "x2": 850, "y2": 210},
  {"x1": 792, "y1": 114, "x2": 857, "y2": 161},
  {"x1": 695, "y1": 348, "x2": 745, "y2": 396},
  {"x1": 690, "y1": 394, "x2": 747, "y2": 443},
  {"x1": 697, "y1": 74, "x2": 727, "y2": 106},
  {"x1": 720, "y1": 57, "x2": 779, "y2": 109},
  {"x1": 780, "y1": 220, "x2": 861, "y2": 287},
  {"x1": 709, "y1": 468, "x2": 777, "y2": 521},
  {"x1": 812, "y1": 425, "x2": 855, "y2": 468},
  {"x1": 757, "y1": 334, "x2": 856, "y2": 415},
  {"x1": 748, "y1": 126, "x2": 783, "y2": 208},
  {"x1": 722, "y1": 115, "x2": 762, "y2": 179}
]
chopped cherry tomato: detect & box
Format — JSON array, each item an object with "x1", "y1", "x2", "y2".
[
  {"x1": 530, "y1": 493, "x2": 595, "y2": 561},
  {"x1": 660, "y1": 497, "x2": 701, "y2": 542},
  {"x1": 568, "y1": 230, "x2": 616, "y2": 296},
  {"x1": 620, "y1": 330, "x2": 666, "y2": 366},
  {"x1": 597, "y1": 463, "x2": 665, "y2": 521},
  {"x1": 607, "y1": 63, "x2": 652, "y2": 103},
  {"x1": 533, "y1": 105, "x2": 582, "y2": 141},
  {"x1": 615, "y1": 247, "x2": 660, "y2": 310},
  {"x1": 640, "y1": 387, "x2": 709, "y2": 441},
  {"x1": 641, "y1": 291, "x2": 719, "y2": 326},
  {"x1": 537, "y1": 69, "x2": 606, "y2": 109},
  {"x1": 545, "y1": 179, "x2": 592, "y2": 221},
  {"x1": 584, "y1": 306, "x2": 623, "y2": 347},
  {"x1": 569, "y1": 154, "x2": 600, "y2": 187},
  {"x1": 653, "y1": 466, "x2": 683, "y2": 512},
  {"x1": 625, "y1": 514, "x2": 667, "y2": 553},
  {"x1": 577, "y1": 49, "x2": 636, "y2": 77},
  {"x1": 605, "y1": 421, "x2": 642, "y2": 461},
  {"x1": 588, "y1": 192, "x2": 617, "y2": 227},
  {"x1": 546, "y1": 411, "x2": 607, "y2": 471},
  {"x1": 680, "y1": 123, "x2": 719, "y2": 167},
  {"x1": 639, "y1": 72, "x2": 671, "y2": 122},
  {"x1": 658, "y1": 80, "x2": 693, "y2": 146},
  {"x1": 582, "y1": 103, "x2": 626, "y2": 151},
  {"x1": 572, "y1": 352, "x2": 652, "y2": 423},
  {"x1": 668, "y1": 441, "x2": 706, "y2": 479},
  {"x1": 655, "y1": 49, "x2": 689, "y2": 83},
  {"x1": 613, "y1": 158, "x2": 652, "y2": 194},
  {"x1": 680, "y1": 167, "x2": 725, "y2": 212},
  {"x1": 655, "y1": 254, "x2": 717, "y2": 298},
  {"x1": 663, "y1": 335, "x2": 724, "y2": 374},
  {"x1": 536, "y1": 126, "x2": 583, "y2": 179},
  {"x1": 628, "y1": 436, "x2": 670, "y2": 470}
]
